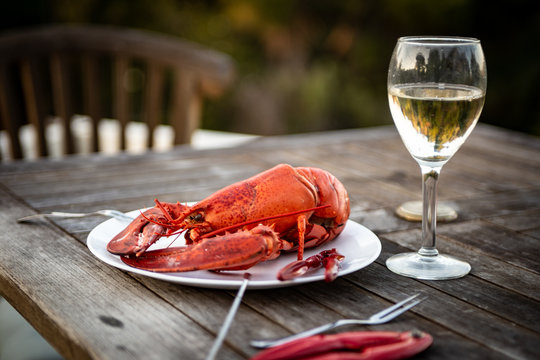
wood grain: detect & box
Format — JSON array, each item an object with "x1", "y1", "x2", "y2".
[{"x1": 1, "y1": 124, "x2": 538, "y2": 359}]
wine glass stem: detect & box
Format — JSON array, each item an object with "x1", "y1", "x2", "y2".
[{"x1": 419, "y1": 165, "x2": 442, "y2": 257}]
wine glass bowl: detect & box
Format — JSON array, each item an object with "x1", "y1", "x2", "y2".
[{"x1": 386, "y1": 36, "x2": 486, "y2": 280}]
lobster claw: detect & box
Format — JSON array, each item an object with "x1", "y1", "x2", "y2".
[
  {"x1": 250, "y1": 330, "x2": 433, "y2": 360},
  {"x1": 106, "y1": 208, "x2": 166, "y2": 256},
  {"x1": 107, "y1": 202, "x2": 188, "y2": 256},
  {"x1": 121, "y1": 225, "x2": 283, "y2": 272}
]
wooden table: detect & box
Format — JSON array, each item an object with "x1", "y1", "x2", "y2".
[{"x1": 0, "y1": 125, "x2": 538, "y2": 360}]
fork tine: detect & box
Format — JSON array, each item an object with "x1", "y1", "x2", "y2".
[
  {"x1": 372, "y1": 294, "x2": 425, "y2": 321},
  {"x1": 382, "y1": 296, "x2": 426, "y2": 321},
  {"x1": 372, "y1": 294, "x2": 419, "y2": 318}
]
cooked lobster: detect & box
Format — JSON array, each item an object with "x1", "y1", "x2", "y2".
[{"x1": 107, "y1": 164, "x2": 350, "y2": 279}]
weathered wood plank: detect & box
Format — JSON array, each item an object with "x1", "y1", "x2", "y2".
[
  {"x1": 438, "y1": 220, "x2": 540, "y2": 273},
  {"x1": 348, "y1": 259, "x2": 540, "y2": 359},
  {"x1": 484, "y1": 209, "x2": 540, "y2": 232},
  {"x1": 381, "y1": 229, "x2": 540, "y2": 301},
  {"x1": 0, "y1": 186, "x2": 242, "y2": 360},
  {"x1": 3, "y1": 158, "x2": 260, "y2": 209},
  {"x1": 128, "y1": 275, "x2": 310, "y2": 359}
]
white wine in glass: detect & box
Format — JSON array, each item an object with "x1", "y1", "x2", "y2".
[{"x1": 386, "y1": 36, "x2": 486, "y2": 280}]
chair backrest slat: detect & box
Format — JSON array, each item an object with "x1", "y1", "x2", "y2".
[
  {"x1": 81, "y1": 54, "x2": 102, "y2": 152},
  {"x1": 113, "y1": 55, "x2": 130, "y2": 151},
  {"x1": 145, "y1": 63, "x2": 165, "y2": 149},
  {"x1": 0, "y1": 63, "x2": 23, "y2": 159},
  {"x1": 20, "y1": 59, "x2": 48, "y2": 157},
  {"x1": 50, "y1": 52, "x2": 75, "y2": 154},
  {"x1": 170, "y1": 69, "x2": 201, "y2": 145}
]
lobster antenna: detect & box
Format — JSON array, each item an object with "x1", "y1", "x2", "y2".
[
  {"x1": 199, "y1": 204, "x2": 330, "y2": 239},
  {"x1": 154, "y1": 199, "x2": 176, "y2": 223}
]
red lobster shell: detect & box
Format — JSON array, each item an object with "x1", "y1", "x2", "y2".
[{"x1": 107, "y1": 164, "x2": 350, "y2": 277}]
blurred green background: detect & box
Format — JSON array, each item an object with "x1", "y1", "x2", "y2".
[{"x1": 2, "y1": 0, "x2": 539, "y2": 136}]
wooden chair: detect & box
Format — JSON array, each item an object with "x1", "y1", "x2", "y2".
[{"x1": 0, "y1": 24, "x2": 235, "y2": 159}]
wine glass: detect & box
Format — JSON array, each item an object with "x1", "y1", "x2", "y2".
[{"x1": 386, "y1": 36, "x2": 487, "y2": 280}]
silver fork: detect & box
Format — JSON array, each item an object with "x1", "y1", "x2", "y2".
[
  {"x1": 250, "y1": 293, "x2": 426, "y2": 349},
  {"x1": 16, "y1": 210, "x2": 134, "y2": 223}
]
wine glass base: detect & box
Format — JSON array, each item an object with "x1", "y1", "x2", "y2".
[
  {"x1": 396, "y1": 200, "x2": 458, "y2": 222},
  {"x1": 386, "y1": 252, "x2": 471, "y2": 280}
]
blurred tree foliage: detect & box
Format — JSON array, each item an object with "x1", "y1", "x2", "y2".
[{"x1": 2, "y1": 0, "x2": 539, "y2": 136}]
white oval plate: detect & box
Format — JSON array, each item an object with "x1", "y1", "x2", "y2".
[{"x1": 87, "y1": 209, "x2": 381, "y2": 289}]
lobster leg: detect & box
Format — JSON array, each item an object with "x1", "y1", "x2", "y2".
[
  {"x1": 250, "y1": 330, "x2": 433, "y2": 360},
  {"x1": 296, "y1": 214, "x2": 307, "y2": 260},
  {"x1": 121, "y1": 225, "x2": 284, "y2": 272}
]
